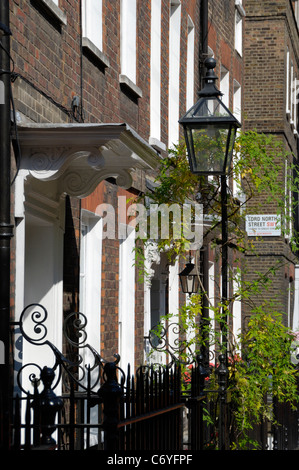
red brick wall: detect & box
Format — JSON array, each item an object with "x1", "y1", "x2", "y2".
[
  {"x1": 207, "y1": 1, "x2": 244, "y2": 111},
  {"x1": 81, "y1": 181, "x2": 146, "y2": 363},
  {"x1": 242, "y1": 0, "x2": 299, "y2": 326},
  {"x1": 10, "y1": 0, "x2": 81, "y2": 119},
  {"x1": 9, "y1": 0, "x2": 205, "y2": 369}
]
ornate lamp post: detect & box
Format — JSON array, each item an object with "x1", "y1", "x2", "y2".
[
  {"x1": 179, "y1": 56, "x2": 241, "y2": 451},
  {"x1": 179, "y1": 57, "x2": 241, "y2": 352}
]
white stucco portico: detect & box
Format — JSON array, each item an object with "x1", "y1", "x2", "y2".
[
  {"x1": 13, "y1": 122, "x2": 159, "y2": 382},
  {"x1": 16, "y1": 122, "x2": 159, "y2": 197}
]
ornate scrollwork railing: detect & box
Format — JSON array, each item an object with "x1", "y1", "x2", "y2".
[
  {"x1": 146, "y1": 321, "x2": 200, "y2": 367},
  {"x1": 14, "y1": 303, "x2": 124, "y2": 396},
  {"x1": 146, "y1": 320, "x2": 217, "y2": 370}
]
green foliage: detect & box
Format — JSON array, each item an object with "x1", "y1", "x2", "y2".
[
  {"x1": 139, "y1": 130, "x2": 299, "y2": 449},
  {"x1": 233, "y1": 130, "x2": 299, "y2": 249},
  {"x1": 149, "y1": 289, "x2": 298, "y2": 450},
  {"x1": 137, "y1": 130, "x2": 299, "y2": 263},
  {"x1": 150, "y1": 143, "x2": 199, "y2": 206},
  {"x1": 231, "y1": 306, "x2": 298, "y2": 449},
  {"x1": 142, "y1": 143, "x2": 202, "y2": 258}
]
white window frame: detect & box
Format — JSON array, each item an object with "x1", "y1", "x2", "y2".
[
  {"x1": 292, "y1": 75, "x2": 298, "y2": 135},
  {"x1": 284, "y1": 160, "x2": 293, "y2": 240},
  {"x1": 118, "y1": 225, "x2": 136, "y2": 371},
  {"x1": 286, "y1": 47, "x2": 291, "y2": 117},
  {"x1": 168, "y1": 0, "x2": 181, "y2": 148},
  {"x1": 81, "y1": 0, "x2": 110, "y2": 67},
  {"x1": 220, "y1": 65, "x2": 229, "y2": 108},
  {"x1": 234, "y1": 0, "x2": 245, "y2": 56},
  {"x1": 82, "y1": 0, "x2": 103, "y2": 52},
  {"x1": 232, "y1": 268, "x2": 242, "y2": 352},
  {"x1": 79, "y1": 210, "x2": 103, "y2": 361},
  {"x1": 186, "y1": 16, "x2": 195, "y2": 111},
  {"x1": 119, "y1": 0, "x2": 142, "y2": 98},
  {"x1": 289, "y1": 60, "x2": 298, "y2": 135},
  {"x1": 149, "y1": 0, "x2": 166, "y2": 151},
  {"x1": 120, "y1": 0, "x2": 136, "y2": 82},
  {"x1": 40, "y1": 0, "x2": 67, "y2": 25},
  {"x1": 233, "y1": 79, "x2": 241, "y2": 122},
  {"x1": 233, "y1": 79, "x2": 242, "y2": 197}
]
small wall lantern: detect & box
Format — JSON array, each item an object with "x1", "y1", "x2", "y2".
[{"x1": 179, "y1": 257, "x2": 201, "y2": 295}]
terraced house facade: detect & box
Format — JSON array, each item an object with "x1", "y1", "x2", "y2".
[
  {"x1": 6, "y1": 0, "x2": 248, "y2": 377},
  {"x1": 0, "y1": 0, "x2": 298, "y2": 450},
  {"x1": 243, "y1": 0, "x2": 299, "y2": 331},
  {"x1": 8, "y1": 0, "x2": 203, "y2": 383}
]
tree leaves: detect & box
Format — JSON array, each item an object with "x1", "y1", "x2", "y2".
[{"x1": 138, "y1": 130, "x2": 299, "y2": 449}]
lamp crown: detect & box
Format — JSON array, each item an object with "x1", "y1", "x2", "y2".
[
  {"x1": 199, "y1": 58, "x2": 222, "y2": 98},
  {"x1": 205, "y1": 57, "x2": 217, "y2": 75}
]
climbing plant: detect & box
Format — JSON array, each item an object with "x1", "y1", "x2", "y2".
[{"x1": 135, "y1": 129, "x2": 299, "y2": 449}]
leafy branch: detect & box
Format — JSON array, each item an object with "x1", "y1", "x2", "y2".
[{"x1": 137, "y1": 129, "x2": 299, "y2": 449}]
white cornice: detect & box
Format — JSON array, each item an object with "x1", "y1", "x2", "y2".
[{"x1": 16, "y1": 123, "x2": 160, "y2": 198}]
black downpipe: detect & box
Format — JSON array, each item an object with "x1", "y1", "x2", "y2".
[
  {"x1": 0, "y1": 0, "x2": 13, "y2": 450},
  {"x1": 200, "y1": 0, "x2": 209, "y2": 86},
  {"x1": 199, "y1": 0, "x2": 210, "y2": 368}
]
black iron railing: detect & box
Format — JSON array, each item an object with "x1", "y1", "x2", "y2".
[{"x1": 7, "y1": 303, "x2": 299, "y2": 451}]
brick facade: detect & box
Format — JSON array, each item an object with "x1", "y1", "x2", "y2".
[
  {"x1": 7, "y1": 0, "x2": 299, "y2": 373},
  {"x1": 9, "y1": 0, "x2": 201, "y2": 370},
  {"x1": 205, "y1": 0, "x2": 245, "y2": 344},
  {"x1": 243, "y1": 0, "x2": 299, "y2": 328}
]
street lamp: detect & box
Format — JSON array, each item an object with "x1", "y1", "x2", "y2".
[
  {"x1": 179, "y1": 255, "x2": 202, "y2": 295},
  {"x1": 179, "y1": 56, "x2": 241, "y2": 452},
  {"x1": 179, "y1": 57, "x2": 240, "y2": 176},
  {"x1": 179, "y1": 57, "x2": 241, "y2": 352}
]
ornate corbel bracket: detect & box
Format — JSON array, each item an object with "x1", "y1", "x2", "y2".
[{"x1": 16, "y1": 123, "x2": 158, "y2": 199}]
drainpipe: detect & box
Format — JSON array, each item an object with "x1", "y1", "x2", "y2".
[
  {"x1": 200, "y1": 0, "x2": 209, "y2": 85},
  {"x1": 199, "y1": 0, "x2": 210, "y2": 368},
  {"x1": 0, "y1": 0, "x2": 13, "y2": 450}
]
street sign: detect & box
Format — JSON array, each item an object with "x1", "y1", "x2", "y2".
[{"x1": 246, "y1": 214, "x2": 281, "y2": 237}]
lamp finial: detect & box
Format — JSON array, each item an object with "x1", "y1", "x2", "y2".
[{"x1": 199, "y1": 58, "x2": 222, "y2": 97}]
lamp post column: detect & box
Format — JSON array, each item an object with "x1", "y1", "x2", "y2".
[
  {"x1": 221, "y1": 174, "x2": 228, "y2": 355},
  {"x1": 179, "y1": 57, "x2": 241, "y2": 450}
]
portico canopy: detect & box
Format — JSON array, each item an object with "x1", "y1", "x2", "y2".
[{"x1": 15, "y1": 122, "x2": 160, "y2": 198}]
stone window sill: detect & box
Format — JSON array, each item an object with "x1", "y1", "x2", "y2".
[
  {"x1": 119, "y1": 74, "x2": 143, "y2": 99},
  {"x1": 39, "y1": 0, "x2": 67, "y2": 25},
  {"x1": 235, "y1": 0, "x2": 246, "y2": 17},
  {"x1": 82, "y1": 38, "x2": 110, "y2": 69},
  {"x1": 149, "y1": 137, "x2": 166, "y2": 152}
]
